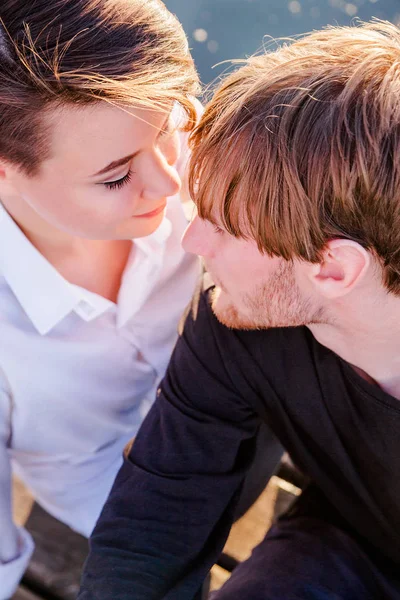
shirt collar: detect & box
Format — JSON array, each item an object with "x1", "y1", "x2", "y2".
[{"x1": 0, "y1": 204, "x2": 112, "y2": 335}]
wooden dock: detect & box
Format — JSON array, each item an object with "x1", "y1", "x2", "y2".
[{"x1": 13, "y1": 474, "x2": 299, "y2": 596}]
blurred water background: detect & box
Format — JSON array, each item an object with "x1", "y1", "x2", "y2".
[{"x1": 165, "y1": 0, "x2": 400, "y2": 84}]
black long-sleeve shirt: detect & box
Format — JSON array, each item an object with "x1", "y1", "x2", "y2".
[{"x1": 79, "y1": 286, "x2": 400, "y2": 599}]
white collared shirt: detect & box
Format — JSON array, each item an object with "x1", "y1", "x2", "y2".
[{"x1": 0, "y1": 141, "x2": 200, "y2": 598}]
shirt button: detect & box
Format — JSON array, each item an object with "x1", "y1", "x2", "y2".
[{"x1": 77, "y1": 301, "x2": 96, "y2": 317}]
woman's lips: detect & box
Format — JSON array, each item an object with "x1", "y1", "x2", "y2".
[{"x1": 135, "y1": 202, "x2": 167, "y2": 219}]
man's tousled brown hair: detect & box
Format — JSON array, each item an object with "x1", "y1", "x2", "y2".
[
  {"x1": 0, "y1": 0, "x2": 199, "y2": 174},
  {"x1": 190, "y1": 20, "x2": 400, "y2": 294}
]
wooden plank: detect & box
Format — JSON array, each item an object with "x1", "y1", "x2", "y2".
[
  {"x1": 221, "y1": 476, "x2": 279, "y2": 563},
  {"x1": 12, "y1": 476, "x2": 33, "y2": 526},
  {"x1": 12, "y1": 586, "x2": 44, "y2": 600},
  {"x1": 210, "y1": 565, "x2": 231, "y2": 591}
]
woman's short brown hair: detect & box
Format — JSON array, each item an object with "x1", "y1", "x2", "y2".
[
  {"x1": 0, "y1": 0, "x2": 199, "y2": 174},
  {"x1": 190, "y1": 20, "x2": 400, "y2": 294}
]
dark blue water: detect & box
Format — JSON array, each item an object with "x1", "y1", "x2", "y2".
[{"x1": 165, "y1": 0, "x2": 400, "y2": 83}]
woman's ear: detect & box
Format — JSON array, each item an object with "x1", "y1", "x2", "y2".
[
  {"x1": 0, "y1": 159, "x2": 21, "y2": 195},
  {"x1": 307, "y1": 239, "x2": 370, "y2": 299},
  {"x1": 0, "y1": 159, "x2": 9, "y2": 180}
]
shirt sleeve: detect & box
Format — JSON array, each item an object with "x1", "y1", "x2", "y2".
[
  {"x1": 79, "y1": 287, "x2": 262, "y2": 600},
  {"x1": 0, "y1": 368, "x2": 34, "y2": 600}
]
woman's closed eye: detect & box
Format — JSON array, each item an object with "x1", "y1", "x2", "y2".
[{"x1": 102, "y1": 169, "x2": 133, "y2": 191}]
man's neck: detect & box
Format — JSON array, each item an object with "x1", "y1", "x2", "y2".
[{"x1": 308, "y1": 293, "x2": 400, "y2": 400}]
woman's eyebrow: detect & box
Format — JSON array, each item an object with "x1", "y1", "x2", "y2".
[
  {"x1": 91, "y1": 113, "x2": 171, "y2": 178},
  {"x1": 92, "y1": 152, "x2": 139, "y2": 177}
]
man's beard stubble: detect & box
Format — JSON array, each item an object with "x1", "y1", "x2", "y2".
[{"x1": 211, "y1": 261, "x2": 327, "y2": 330}]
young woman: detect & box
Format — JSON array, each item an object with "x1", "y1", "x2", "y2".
[{"x1": 0, "y1": 1, "x2": 200, "y2": 596}]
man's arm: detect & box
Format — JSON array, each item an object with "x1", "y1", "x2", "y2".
[{"x1": 79, "y1": 288, "x2": 262, "y2": 600}]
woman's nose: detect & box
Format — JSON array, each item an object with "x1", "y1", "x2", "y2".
[
  {"x1": 182, "y1": 215, "x2": 212, "y2": 257},
  {"x1": 141, "y1": 150, "x2": 181, "y2": 201}
]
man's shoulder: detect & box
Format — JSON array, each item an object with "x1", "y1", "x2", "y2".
[{"x1": 173, "y1": 280, "x2": 322, "y2": 420}]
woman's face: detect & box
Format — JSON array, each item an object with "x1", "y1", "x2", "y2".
[{"x1": 0, "y1": 101, "x2": 182, "y2": 240}]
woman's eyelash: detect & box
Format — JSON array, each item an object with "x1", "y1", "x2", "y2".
[
  {"x1": 213, "y1": 225, "x2": 224, "y2": 234},
  {"x1": 103, "y1": 170, "x2": 132, "y2": 190}
]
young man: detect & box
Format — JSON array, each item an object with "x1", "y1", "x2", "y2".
[{"x1": 79, "y1": 20, "x2": 400, "y2": 599}]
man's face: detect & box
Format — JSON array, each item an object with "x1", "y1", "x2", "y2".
[
  {"x1": 1, "y1": 101, "x2": 181, "y2": 240},
  {"x1": 182, "y1": 215, "x2": 325, "y2": 329}
]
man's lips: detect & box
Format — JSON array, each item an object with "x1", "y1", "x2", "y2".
[{"x1": 135, "y1": 202, "x2": 167, "y2": 219}]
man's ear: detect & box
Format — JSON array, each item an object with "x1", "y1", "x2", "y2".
[{"x1": 307, "y1": 239, "x2": 370, "y2": 299}]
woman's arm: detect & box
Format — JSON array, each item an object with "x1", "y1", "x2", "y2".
[{"x1": 0, "y1": 368, "x2": 34, "y2": 600}]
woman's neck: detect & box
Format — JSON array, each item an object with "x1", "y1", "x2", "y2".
[{"x1": 1, "y1": 195, "x2": 133, "y2": 303}]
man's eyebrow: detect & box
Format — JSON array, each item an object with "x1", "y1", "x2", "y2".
[{"x1": 92, "y1": 152, "x2": 138, "y2": 177}]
